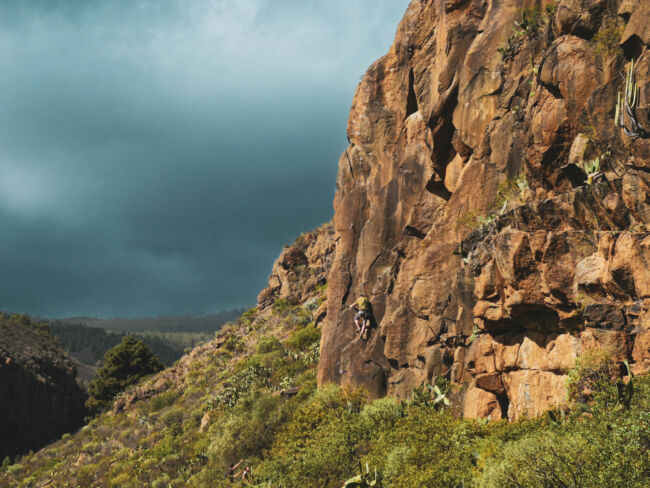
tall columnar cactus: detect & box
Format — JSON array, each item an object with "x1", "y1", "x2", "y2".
[{"x1": 615, "y1": 59, "x2": 647, "y2": 139}]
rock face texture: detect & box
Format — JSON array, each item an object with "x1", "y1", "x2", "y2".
[
  {"x1": 0, "y1": 317, "x2": 87, "y2": 458},
  {"x1": 318, "y1": 0, "x2": 650, "y2": 419},
  {"x1": 258, "y1": 223, "x2": 336, "y2": 313}
]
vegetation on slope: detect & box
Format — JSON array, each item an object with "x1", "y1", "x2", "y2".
[{"x1": 2, "y1": 294, "x2": 648, "y2": 487}]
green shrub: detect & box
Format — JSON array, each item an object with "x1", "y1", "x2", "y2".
[
  {"x1": 145, "y1": 391, "x2": 180, "y2": 414},
  {"x1": 240, "y1": 307, "x2": 258, "y2": 326},
  {"x1": 271, "y1": 298, "x2": 290, "y2": 315},
  {"x1": 160, "y1": 407, "x2": 185, "y2": 429},
  {"x1": 365, "y1": 408, "x2": 483, "y2": 488},
  {"x1": 257, "y1": 386, "x2": 369, "y2": 487},
  {"x1": 285, "y1": 326, "x2": 321, "y2": 352},
  {"x1": 5, "y1": 463, "x2": 23, "y2": 475},
  {"x1": 256, "y1": 336, "x2": 282, "y2": 354},
  {"x1": 567, "y1": 347, "x2": 615, "y2": 407}
]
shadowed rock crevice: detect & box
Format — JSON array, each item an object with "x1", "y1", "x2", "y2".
[{"x1": 406, "y1": 68, "x2": 419, "y2": 118}]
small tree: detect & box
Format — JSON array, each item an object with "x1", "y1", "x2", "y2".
[{"x1": 86, "y1": 336, "x2": 163, "y2": 413}]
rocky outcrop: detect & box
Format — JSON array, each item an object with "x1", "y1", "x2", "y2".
[
  {"x1": 0, "y1": 317, "x2": 87, "y2": 458},
  {"x1": 258, "y1": 223, "x2": 336, "y2": 311},
  {"x1": 319, "y1": 0, "x2": 650, "y2": 418}
]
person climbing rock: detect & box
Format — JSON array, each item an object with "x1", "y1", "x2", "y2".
[
  {"x1": 226, "y1": 459, "x2": 244, "y2": 483},
  {"x1": 350, "y1": 296, "x2": 373, "y2": 340}
]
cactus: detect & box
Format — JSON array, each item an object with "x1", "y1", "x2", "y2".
[{"x1": 615, "y1": 59, "x2": 647, "y2": 139}]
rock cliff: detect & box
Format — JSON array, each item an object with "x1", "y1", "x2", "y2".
[
  {"x1": 0, "y1": 316, "x2": 87, "y2": 459},
  {"x1": 318, "y1": 0, "x2": 650, "y2": 419}
]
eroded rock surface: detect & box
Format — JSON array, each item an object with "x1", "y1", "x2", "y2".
[{"x1": 318, "y1": 0, "x2": 650, "y2": 419}]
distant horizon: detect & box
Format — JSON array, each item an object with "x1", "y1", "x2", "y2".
[
  {"x1": 0, "y1": 0, "x2": 409, "y2": 318},
  {"x1": 57, "y1": 308, "x2": 248, "y2": 322}
]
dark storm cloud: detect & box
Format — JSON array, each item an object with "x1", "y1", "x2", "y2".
[{"x1": 0, "y1": 0, "x2": 409, "y2": 317}]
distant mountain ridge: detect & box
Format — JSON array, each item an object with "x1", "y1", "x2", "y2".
[{"x1": 60, "y1": 309, "x2": 246, "y2": 333}]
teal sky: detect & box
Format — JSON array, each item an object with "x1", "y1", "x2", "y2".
[{"x1": 0, "y1": 0, "x2": 410, "y2": 318}]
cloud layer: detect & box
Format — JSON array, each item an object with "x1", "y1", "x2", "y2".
[{"x1": 0, "y1": 0, "x2": 409, "y2": 317}]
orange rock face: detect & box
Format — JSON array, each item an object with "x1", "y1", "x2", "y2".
[{"x1": 317, "y1": 0, "x2": 650, "y2": 419}]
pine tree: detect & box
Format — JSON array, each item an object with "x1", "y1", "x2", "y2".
[{"x1": 86, "y1": 336, "x2": 163, "y2": 413}]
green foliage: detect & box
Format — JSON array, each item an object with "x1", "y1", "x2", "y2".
[
  {"x1": 145, "y1": 391, "x2": 181, "y2": 414},
  {"x1": 257, "y1": 386, "x2": 369, "y2": 487},
  {"x1": 496, "y1": 174, "x2": 528, "y2": 209},
  {"x1": 86, "y1": 336, "x2": 164, "y2": 413},
  {"x1": 592, "y1": 21, "x2": 623, "y2": 56},
  {"x1": 271, "y1": 298, "x2": 291, "y2": 315},
  {"x1": 476, "y1": 386, "x2": 650, "y2": 488},
  {"x1": 567, "y1": 347, "x2": 615, "y2": 406},
  {"x1": 460, "y1": 211, "x2": 496, "y2": 232},
  {"x1": 256, "y1": 336, "x2": 282, "y2": 354},
  {"x1": 8, "y1": 314, "x2": 53, "y2": 339},
  {"x1": 583, "y1": 155, "x2": 604, "y2": 184},
  {"x1": 461, "y1": 173, "x2": 528, "y2": 232},
  {"x1": 285, "y1": 325, "x2": 321, "y2": 352},
  {"x1": 7, "y1": 288, "x2": 650, "y2": 488},
  {"x1": 513, "y1": 5, "x2": 553, "y2": 37},
  {"x1": 407, "y1": 378, "x2": 451, "y2": 410},
  {"x1": 240, "y1": 307, "x2": 258, "y2": 326},
  {"x1": 498, "y1": 4, "x2": 554, "y2": 61},
  {"x1": 50, "y1": 321, "x2": 210, "y2": 366}
]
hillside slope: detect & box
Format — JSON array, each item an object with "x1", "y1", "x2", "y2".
[
  {"x1": 0, "y1": 316, "x2": 86, "y2": 460},
  {"x1": 319, "y1": 0, "x2": 650, "y2": 419},
  {"x1": 2, "y1": 225, "x2": 648, "y2": 487}
]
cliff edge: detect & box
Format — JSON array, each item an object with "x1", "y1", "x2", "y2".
[{"x1": 318, "y1": 0, "x2": 650, "y2": 419}]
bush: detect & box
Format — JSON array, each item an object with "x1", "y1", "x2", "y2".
[
  {"x1": 160, "y1": 407, "x2": 185, "y2": 429},
  {"x1": 256, "y1": 336, "x2": 282, "y2": 354},
  {"x1": 257, "y1": 386, "x2": 368, "y2": 487},
  {"x1": 285, "y1": 326, "x2": 320, "y2": 352},
  {"x1": 365, "y1": 407, "x2": 484, "y2": 488},
  {"x1": 567, "y1": 347, "x2": 616, "y2": 407},
  {"x1": 271, "y1": 299, "x2": 290, "y2": 315}
]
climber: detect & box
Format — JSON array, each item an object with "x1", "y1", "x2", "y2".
[
  {"x1": 226, "y1": 459, "x2": 244, "y2": 483},
  {"x1": 351, "y1": 295, "x2": 373, "y2": 340}
]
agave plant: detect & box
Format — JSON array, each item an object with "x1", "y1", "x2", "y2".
[
  {"x1": 430, "y1": 383, "x2": 451, "y2": 409},
  {"x1": 343, "y1": 462, "x2": 383, "y2": 487},
  {"x1": 476, "y1": 213, "x2": 497, "y2": 229},
  {"x1": 583, "y1": 157, "x2": 601, "y2": 185},
  {"x1": 615, "y1": 59, "x2": 647, "y2": 139},
  {"x1": 409, "y1": 378, "x2": 451, "y2": 410}
]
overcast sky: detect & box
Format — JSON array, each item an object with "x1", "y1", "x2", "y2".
[{"x1": 0, "y1": 0, "x2": 409, "y2": 318}]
